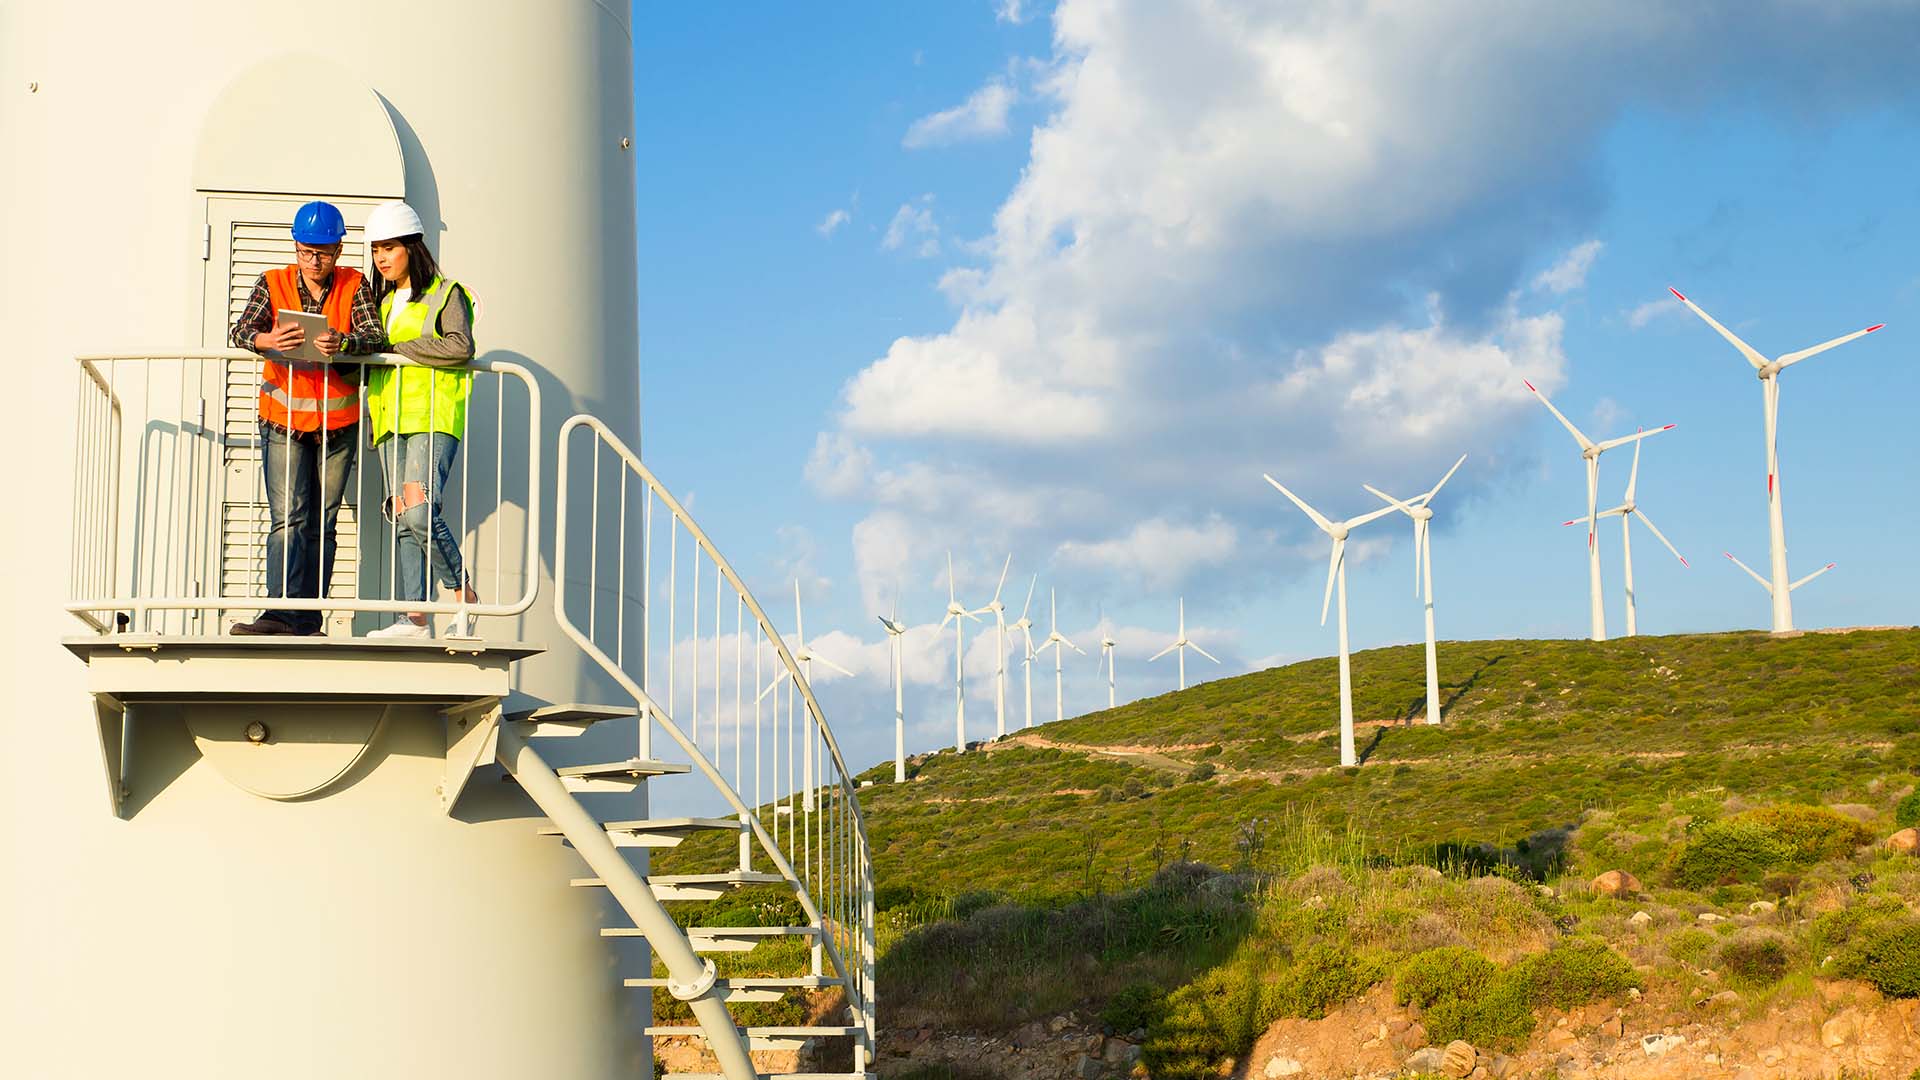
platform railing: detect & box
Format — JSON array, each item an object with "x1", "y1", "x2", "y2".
[
  {"x1": 554, "y1": 413, "x2": 877, "y2": 1066},
  {"x1": 66, "y1": 350, "x2": 541, "y2": 636}
]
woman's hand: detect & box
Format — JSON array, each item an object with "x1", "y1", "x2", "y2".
[{"x1": 255, "y1": 324, "x2": 304, "y2": 352}]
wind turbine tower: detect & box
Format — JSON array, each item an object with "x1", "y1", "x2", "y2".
[
  {"x1": 1264, "y1": 475, "x2": 1397, "y2": 767},
  {"x1": 1525, "y1": 380, "x2": 1674, "y2": 642},
  {"x1": 1363, "y1": 454, "x2": 1465, "y2": 725},
  {"x1": 1008, "y1": 576, "x2": 1039, "y2": 728},
  {"x1": 1098, "y1": 622, "x2": 1119, "y2": 709},
  {"x1": 1035, "y1": 589, "x2": 1083, "y2": 724},
  {"x1": 1560, "y1": 440, "x2": 1689, "y2": 636},
  {"x1": 1668, "y1": 287, "x2": 1881, "y2": 633},
  {"x1": 938, "y1": 553, "x2": 979, "y2": 751},
  {"x1": 972, "y1": 555, "x2": 1014, "y2": 738},
  {"x1": 878, "y1": 599, "x2": 908, "y2": 783},
  {"x1": 1149, "y1": 598, "x2": 1218, "y2": 692}
]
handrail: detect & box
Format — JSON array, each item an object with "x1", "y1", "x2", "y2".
[
  {"x1": 66, "y1": 349, "x2": 541, "y2": 634},
  {"x1": 553, "y1": 412, "x2": 877, "y2": 1065}
]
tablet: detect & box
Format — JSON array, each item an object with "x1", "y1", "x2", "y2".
[{"x1": 272, "y1": 308, "x2": 336, "y2": 363}]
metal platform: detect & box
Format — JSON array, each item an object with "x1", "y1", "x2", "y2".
[{"x1": 62, "y1": 634, "x2": 543, "y2": 702}]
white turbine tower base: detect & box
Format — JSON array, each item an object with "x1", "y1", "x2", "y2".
[
  {"x1": 1099, "y1": 628, "x2": 1118, "y2": 710},
  {"x1": 972, "y1": 554, "x2": 1014, "y2": 739},
  {"x1": 1559, "y1": 439, "x2": 1688, "y2": 637},
  {"x1": 1035, "y1": 588, "x2": 1083, "y2": 725},
  {"x1": 878, "y1": 599, "x2": 909, "y2": 784},
  {"x1": 1669, "y1": 286, "x2": 1880, "y2": 634},
  {"x1": 1008, "y1": 576, "x2": 1039, "y2": 729},
  {"x1": 1525, "y1": 379, "x2": 1675, "y2": 642},
  {"x1": 1363, "y1": 453, "x2": 1465, "y2": 726},
  {"x1": 938, "y1": 552, "x2": 980, "y2": 752},
  {"x1": 1150, "y1": 598, "x2": 1218, "y2": 692},
  {"x1": 1264, "y1": 475, "x2": 1398, "y2": 767}
]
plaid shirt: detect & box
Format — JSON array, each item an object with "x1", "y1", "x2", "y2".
[{"x1": 229, "y1": 269, "x2": 385, "y2": 356}]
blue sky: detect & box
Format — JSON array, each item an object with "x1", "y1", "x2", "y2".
[{"x1": 630, "y1": 2, "x2": 1920, "y2": 779}]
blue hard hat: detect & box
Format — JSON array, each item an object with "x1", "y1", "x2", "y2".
[{"x1": 291, "y1": 200, "x2": 347, "y2": 245}]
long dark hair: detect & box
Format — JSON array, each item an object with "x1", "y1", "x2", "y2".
[{"x1": 376, "y1": 233, "x2": 441, "y2": 304}]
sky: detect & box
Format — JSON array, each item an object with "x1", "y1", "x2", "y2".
[{"x1": 630, "y1": 1, "x2": 1920, "y2": 782}]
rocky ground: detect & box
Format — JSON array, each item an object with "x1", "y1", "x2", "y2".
[{"x1": 870, "y1": 978, "x2": 1920, "y2": 1080}]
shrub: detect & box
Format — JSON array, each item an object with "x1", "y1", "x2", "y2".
[
  {"x1": 1742, "y1": 805, "x2": 1872, "y2": 862},
  {"x1": 1670, "y1": 818, "x2": 1793, "y2": 888},
  {"x1": 1717, "y1": 930, "x2": 1793, "y2": 987},
  {"x1": 1510, "y1": 937, "x2": 1639, "y2": 1010},
  {"x1": 1832, "y1": 915, "x2": 1920, "y2": 998},
  {"x1": 1396, "y1": 946, "x2": 1496, "y2": 1009},
  {"x1": 1267, "y1": 942, "x2": 1379, "y2": 1020},
  {"x1": 1101, "y1": 983, "x2": 1168, "y2": 1033},
  {"x1": 1897, "y1": 793, "x2": 1920, "y2": 830},
  {"x1": 1423, "y1": 974, "x2": 1536, "y2": 1050},
  {"x1": 1187, "y1": 762, "x2": 1218, "y2": 783},
  {"x1": 1143, "y1": 961, "x2": 1264, "y2": 1080}
]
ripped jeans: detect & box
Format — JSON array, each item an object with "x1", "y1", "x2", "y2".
[{"x1": 375, "y1": 431, "x2": 466, "y2": 607}]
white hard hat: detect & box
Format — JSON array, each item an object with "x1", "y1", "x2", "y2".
[{"x1": 366, "y1": 201, "x2": 425, "y2": 243}]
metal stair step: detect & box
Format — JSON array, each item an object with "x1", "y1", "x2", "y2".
[
  {"x1": 553, "y1": 758, "x2": 690, "y2": 792},
  {"x1": 624, "y1": 974, "x2": 840, "y2": 1003},
  {"x1": 570, "y1": 870, "x2": 788, "y2": 901},
  {"x1": 601, "y1": 924, "x2": 819, "y2": 952},
  {"x1": 506, "y1": 702, "x2": 636, "y2": 738},
  {"x1": 644, "y1": 1025, "x2": 861, "y2": 1051},
  {"x1": 537, "y1": 816, "x2": 740, "y2": 849}
]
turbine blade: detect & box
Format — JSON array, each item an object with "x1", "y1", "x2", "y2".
[
  {"x1": 1019, "y1": 574, "x2": 1037, "y2": 620},
  {"x1": 1670, "y1": 288, "x2": 1767, "y2": 370},
  {"x1": 1424, "y1": 453, "x2": 1467, "y2": 502},
  {"x1": 939, "y1": 611, "x2": 955, "y2": 630},
  {"x1": 1362, "y1": 483, "x2": 1419, "y2": 516},
  {"x1": 755, "y1": 669, "x2": 791, "y2": 703},
  {"x1": 1625, "y1": 438, "x2": 1641, "y2": 503},
  {"x1": 946, "y1": 551, "x2": 956, "y2": 605},
  {"x1": 1191, "y1": 644, "x2": 1221, "y2": 664},
  {"x1": 1345, "y1": 502, "x2": 1401, "y2": 530},
  {"x1": 1633, "y1": 510, "x2": 1687, "y2": 567},
  {"x1": 1595, "y1": 424, "x2": 1676, "y2": 454},
  {"x1": 1264, "y1": 473, "x2": 1335, "y2": 534},
  {"x1": 1724, "y1": 551, "x2": 1772, "y2": 593},
  {"x1": 814, "y1": 654, "x2": 855, "y2": 678},
  {"x1": 1524, "y1": 379, "x2": 1595, "y2": 450},
  {"x1": 1777, "y1": 324, "x2": 1884, "y2": 369},
  {"x1": 1790, "y1": 562, "x2": 1837, "y2": 590},
  {"x1": 992, "y1": 553, "x2": 1011, "y2": 603},
  {"x1": 1321, "y1": 538, "x2": 1344, "y2": 626},
  {"x1": 1149, "y1": 642, "x2": 1177, "y2": 662},
  {"x1": 1065, "y1": 638, "x2": 1084, "y2": 655},
  {"x1": 793, "y1": 579, "x2": 805, "y2": 645}
]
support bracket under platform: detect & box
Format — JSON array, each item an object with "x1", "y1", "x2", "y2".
[
  {"x1": 93, "y1": 692, "x2": 128, "y2": 819},
  {"x1": 442, "y1": 698, "x2": 503, "y2": 814}
]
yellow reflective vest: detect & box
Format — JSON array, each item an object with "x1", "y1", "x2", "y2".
[{"x1": 367, "y1": 276, "x2": 477, "y2": 443}]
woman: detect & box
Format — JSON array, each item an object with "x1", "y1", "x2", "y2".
[{"x1": 363, "y1": 200, "x2": 481, "y2": 639}]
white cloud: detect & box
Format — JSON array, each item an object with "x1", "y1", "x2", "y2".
[
  {"x1": 1590, "y1": 396, "x2": 1625, "y2": 430},
  {"x1": 995, "y1": 0, "x2": 1030, "y2": 24},
  {"x1": 816, "y1": 208, "x2": 851, "y2": 237},
  {"x1": 1625, "y1": 295, "x2": 1683, "y2": 329},
  {"x1": 815, "y1": 0, "x2": 1920, "y2": 615},
  {"x1": 903, "y1": 80, "x2": 1017, "y2": 148},
  {"x1": 1054, "y1": 515, "x2": 1238, "y2": 590},
  {"x1": 881, "y1": 197, "x2": 941, "y2": 257},
  {"x1": 1532, "y1": 239, "x2": 1603, "y2": 294}
]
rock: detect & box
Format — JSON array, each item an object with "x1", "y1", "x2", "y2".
[
  {"x1": 1441, "y1": 1040, "x2": 1477, "y2": 1078},
  {"x1": 1394, "y1": 1021, "x2": 1429, "y2": 1050},
  {"x1": 1104, "y1": 1040, "x2": 1142, "y2": 1066},
  {"x1": 1748, "y1": 900, "x2": 1776, "y2": 915},
  {"x1": 1642, "y1": 1033, "x2": 1685, "y2": 1058},
  {"x1": 1010, "y1": 1022, "x2": 1047, "y2": 1049},
  {"x1": 1821, "y1": 1010, "x2": 1860, "y2": 1048},
  {"x1": 1626, "y1": 986, "x2": 1642, "y2": 1001},
  {"x1": 1590, "y1": 869, "x2": 1643, "y2": 898},
  {"x1": 1888, "y1": 828, "x2": 1919, "y2": 855},
  {"x1": 1073, "y1": 1052, "x2": 1105, "y2": 1080},
  {"x1": 1697, "y1": 912, "x2": 1726, "y2": 924},
  {"x1": 1405, "y1": 1047, "x2": 1447, "y2": 1073},
  {"x1": 1627, "y1": 910, "x2": 1652, "y2": 927},
  {"x1": 1545, "y1": 1027, "x2": 1578, "y2": 1051},
  {"x1": 1486, "y1": 1053, "x2": 1517, "y2": 1078},
  {"x1": 1598, "y1": 1014, "x2": 1623, "y2": 1038},
  {"x1": 1706, "y1": 990, "x2": 1742, "y2": 1008},
  {"x1": 1048, "y1": 1015, "x2": 1072, "y2": 1034},
  {"x1": 1467, "y1": 1069, "x2": 1489, "y2": 1080},
  {"x1": 1263, "y1": 1057, "x2": 1304, "y2": 1078}
]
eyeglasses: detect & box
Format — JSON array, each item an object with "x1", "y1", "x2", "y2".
[{"x1": 295, "y1": 246, "x2": 341, "y2": 263}]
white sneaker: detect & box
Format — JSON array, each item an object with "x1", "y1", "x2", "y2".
[{"x1": 368, "y1": 619, "x2": 432, "y2": 639}]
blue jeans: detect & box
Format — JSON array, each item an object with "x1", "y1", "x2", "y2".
[
  {"x1": 260, "y1": 420, "x2": 358, "y2": 634},
  {"x1": 377, "y1": 431, "x2": 466, "y2": 608}
]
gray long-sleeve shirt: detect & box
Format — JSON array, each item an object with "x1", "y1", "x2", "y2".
[{"x1": 387, "y1": 284, "x2": 475, "y2": 366}]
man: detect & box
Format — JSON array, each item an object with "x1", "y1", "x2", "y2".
[{"x1": 228, "y1": 200, "x2": 384, "y2": 636}]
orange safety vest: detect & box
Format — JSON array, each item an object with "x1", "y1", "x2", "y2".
[{"x1": 261, "y1": 266, "x2": 365, "y2": 432}]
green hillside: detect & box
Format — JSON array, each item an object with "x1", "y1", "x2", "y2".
[{"x1": 849, "y1": 628, "x2": 1920, "y2": 899}]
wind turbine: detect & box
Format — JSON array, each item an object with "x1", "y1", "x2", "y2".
[
  {"x1": 1097, "y1": 615, "x2": 1119, "y2": 710},
  {"x1": 937, "y1": 552, "x2": 979, "y2": 752},
  {"x1": 785, "y1": 580, "x2": 852, "y2": 812},
  {"x1": 877, "y1": 594, "x2": 908, "y2": 784},
  {"x1": 1524, "y1": 380, "x2": 1674, "y2": 642},
  {"x1": 1668, "y1": 287, "x2": 1880, "y2": 633},
  {"x1": 1362, "y1": 453, "x2": 1466, "y2": 726},
  {"x1": 972, "y1": 554, "x2": 1014, "y2": 739},
  {"x1": 1007, "y1": 576, "x2": 1039, "y2": 729},
  {"x1": 1559, "y1": 438, "x2": 1688, "y2": 637},
  {"x1": 1149, "y1": 598, "x2": 1218, "y2": 692},
  {"x1": 1263, "y1": 475, "x2": 1399, "y2": 767},
  {"x1": 1034, "y1": 588, "x2": 1082, "y2": 724}
]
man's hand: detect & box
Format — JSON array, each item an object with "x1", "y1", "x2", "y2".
[
  {"x1": 315, "y1": 329, "x2": 344, "y2": 357},
  {"x1": 255, "y1": 324, "x2": 304, "y2": 353}
]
